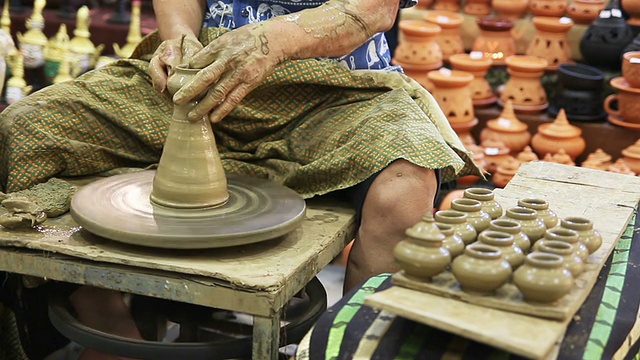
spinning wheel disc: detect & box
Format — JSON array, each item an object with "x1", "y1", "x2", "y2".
[{"x1": 70, "y1": 171, "x2": 306, "y2": 249}]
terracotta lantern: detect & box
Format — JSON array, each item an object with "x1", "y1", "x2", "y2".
[
  {"x1": 472, "y1": 17, "x2": 517, "y2": 66},
  {"x1": 449, "y1": 52, "x2": 496, "y2": 107},
  {"x1": 526, "y1": 16, "x2": 574, "y2": 70},
  {"x1": 423, "y1": 10, "x2": 465, "y2": 61},
  {"x1": 567, "y1": 0, "x2": 606, "y2": 25},
  {"x1": 500, "y1": 55, "x2": 549, "y2": 114},
  {"x1": 428, "y1": 68, "x2": 476, "y2": 124},
  {"x1": 492, "y1": 0, "x2": 530, "y2": 20},
  {"x1": 531, "y1": 108, "x2": 586, "y2": 160},
  {"x1": 392, "y1": 20, "x2": 443, "y2": 92}
]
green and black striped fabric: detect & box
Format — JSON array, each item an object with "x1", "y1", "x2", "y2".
[{"x1": 297, "y1": 209, "x2": 640, "y2": 360}]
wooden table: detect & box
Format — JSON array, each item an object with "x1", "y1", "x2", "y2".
[{"x1": 0, "y1": 192, "x2": 356, "y2": 359}]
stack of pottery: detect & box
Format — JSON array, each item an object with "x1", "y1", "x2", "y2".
[
  {"x1": 549, "y1": 62, "x2": 606, "y2": 122},
  {"x1": 529, "y1": 0, "x2": 569, "y2": 16},
  {"x1": 464, "y1": 0, "x2": 492, "y2": 15},
  {"x1": 472, "y1": 17, "x2": 517, "y2": 66},
  {"x1": 605, "y1": 51, "x2": 640, "y2": 129},
  {"x1": 392, "y1": 20, "x2": 443, "y2": 92},
  {"x1": 480, "y1": 100, "x2": 531, "y2": 155},
  {"x1": 525, "y1": 16, "x2": 574, "y2": 70},
  {"x1": 492, "y1": 0, "x2": 530, "y2": 20},
  {"x1": 423, "y1": 10, "x2": 465, "y2": 61},
  {"x1": 500, "y1": 55, "x2": 549, "y2": 114},
  {"x1": 567, "y1": 0, "x2": 606, "y2": 25},
  {"x1": 531, "y1": 109, "x2": 586, "y2": 160},
  {"x1": 449, "y1": 52, "x2": 496, "y2": 107},
  {"x1": 428, "y1": 68, "x2": 478, "y2": 137},
  {"x1": 621, "y1": 139, "x2": 640, "y2": 174}
]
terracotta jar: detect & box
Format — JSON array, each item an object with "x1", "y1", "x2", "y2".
[
  {"x1": 516, "y1": 146, "x2": 540, "y2": 163},
  {"x1": 513, "y1": 252, "x2": 574, "y2": 303},
  {"x1": 423, "y1": 10, "x2": 465, "y2": 61},
  {"x1": 434, "y1": 209, "x2": 478, "y2": 244},
  {"x1": 492, "y1": 0, "x2": 530, "y2": 20},
  {"x1": 558, "y1": 216, "x2": 603, "y2": 254},
  {"x1": 463, "y1": 187, "x2": 504, "y2": 219},
  {"x1": 526, "y1": 16, "x2": 574, "y2": 70},
  {"x1": 517, "y1": 197, "x2": 558, "y2": 228},
  {"x1": 472, "y1": 17, "x2": 517, "y2": 66},
  {"x1": 529, "y1": 0, "x2": 569, "y2": 16},
  {"x1": 486, "y1": 218, "x2": 531, "y2": 252},
  {"x1": 543, "y1": 227, "x2": 589, "y2": 261},
  {"x1": 607, "y1": 158, "x2": 637, "y2": 175},
  {"x1": 436, "y1": 222, "x2": 465, "y2": 258},
  {"x1": 477, "y1": 230, "x2": 525, "y2": 268},
  {"x1": 481, "y1": 136, "x2": 512, "y2": 173},
  {"x1": 500, "y1": 55, "x2": 549, "y2": 114},
  {"x1": 480, "y1": 100, "x2": 531, "y2": 155},
  {"x1": 393, "y1": 213, "x2": 452, "y2": 281},
  {"x1": 567, "y1": 0, "x2": 606, "y2": 25},
  {"x1": 450, "y1": 198, "x2": 492, "y2": 232},
  {"x1": 502, "y1": 206, "x2": 547, "y2": 242},
  {"x1": 622, "y1": 0, "x2": 640, "y2": 26},
  {"x1": 534, "y1": 239, "x2": 585, "y2": 277},
  {"x1": 433, "y1": 0, "x2": 461, "y2": 12},
  {"x1": 449, "y1": 52, "x2": 496, "y2": 107},
  {"x1": 451, "y1": 242, "x2": 513, "y2": 295},
  {"x1": 492, "y1": 156, "x2": 521, "y2": 188},
  {"x1": 621, "y1": 139, "x2": 640, "y2": 174},
  {"x1": 464, "y1": 0, "x2": 492, "y2": 15},
  {"x1": 531, "y1": 108, "x2": 586, "y2": 160},
  {"x1": 428, "y1": 68, "x2": 476, "y2": 124},
  {"x1": 393, "y1": 20, "x2": 443, "y2": 69}
]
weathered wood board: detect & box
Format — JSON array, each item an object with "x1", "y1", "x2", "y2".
[{"x1": 366, "y1": 162, "x2": 640, "y2": 359}]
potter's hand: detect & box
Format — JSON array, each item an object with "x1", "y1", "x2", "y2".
[
  {"x1": 172, "y1": 24, "x2": 285, "y2": 123},
  {"x1": 149, "y1": 34, "x2": 203, "y2": 94}
]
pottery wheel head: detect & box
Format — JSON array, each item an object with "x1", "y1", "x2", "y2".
[{"x1": 70, "y1": 171, "x2": 306, "y2": 249}]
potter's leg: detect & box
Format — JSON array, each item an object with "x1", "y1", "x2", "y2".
[{"x1": 343, "y1": 159, "x2": 438, "y2": 292}]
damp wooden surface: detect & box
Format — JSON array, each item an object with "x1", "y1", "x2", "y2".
[{"x1": 365, "y1": 161, "x2": 640, "y2": 360}]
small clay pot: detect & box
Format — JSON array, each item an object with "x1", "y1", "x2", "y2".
[
  {"x1": 477, "y1": 230, "x2": 525, "y2": 268},
  {"x1": 502, "y1": 206, "x2": 547, "y2": 242},
  {"x1": 480, "y1": 100, "x2": 531, "y2": 154},
  {"x1": 450, "y1": 198, "x2": 492, "y2": 232},
  {"x1": 558, "y1": 216, "x2": 603, "y2": 254},
  {"x1": 531, "y1": 109, "x2": 587, "y2": 160},
  {"x1": 517, "y1": 197, "x2": 558, "y2": 228},
  {"x1": 436, "y1": 223, "x2": 465, "y2": 258},
  {"x1": 513, "y1": 252, "x2": 574, "y2": 303},
  {"x1": 486, "y1": 218, "x2": 531, "y2": 252},
  {"x1": 463, "y1": 187, "x2": 504, "y2": 219},
  {"x1": 533, "y1": 239, "x2": 585, "y2": 277},
  {"x1": 451, "y1": 243, "x2": 513, "y2": 295},
  {"x1": 434, "y1": 209, "x2": 478, "y2": 244},
  {"x1": 543, "y1": 227, "x2": 589, "y2": 261}
]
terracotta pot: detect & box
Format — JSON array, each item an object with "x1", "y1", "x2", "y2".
[
  {"x1": 434, "y1": 209, "x2": 478, "y2": 244},
  {"x1": 428, "y1": 68, "x2": 476, "y2": 123},
  {"x1": 502, "y1": 206, "x2": 547, "y2": 242},
  {"x1": 529, "y1": 0, "x2": 569, "y2": 16},
  {"x1": 526, "y1": 16, "x2": 574, "y2": 70},
  {"x1": 567, "y1": 0, "x2": 606, "y2": 25},
  {"x1": 581, "y1": 148, "x2": 613, "y2": 170},
  {"x1": 492, "y1": 156, "x2": 521, "y2": 188},
  {"x1": 480, "y1": 100, "x2": 531, "y2": 154},
  {"x1": 433, "y1": 0, "x2": 461, "y2": 12},
  {"x1": 481, "y1": 136, "x2": 511, "y2": 173},
  {"x1": 477, "y1": 230, "x2": 525, "y2": 268},
  {"x1": 464, "y1": 0, "x2": 492, "y2": 15},
  {"x1": 463, "y1": 187, "x2": 504, "y2": 219},
  {"x1": 472, "y1": 17, "x2": 517, "y2": 65},
  {"x1": 558, "y1": 216, "x2": 603, "y2": 254},
  {"x1": 449, "y1": 52, "x2": 496, "y2": 107},
  {"x1": 451, "y1": 242, "x2": 513, "y2": 294},
  {"x1": 450, "y1": 197, "x2": 492, "y2": 232},
  {"x1": 436, "y1": 223, "x2": 465, "y2": 258},
  {"x1": 622, "y1": 0, "x2": 640, "y2": 25},
  {"x1": 622, "y1": 51, "x2": 640, "y2": 88},
  {"x1": 531, "y1": 108, "x2": 587, "y2": 159},
  {"x1": 605, "y1": 77, "x2": 640, "y2": 125},
  {"x1": 492, "y1": 0, "x2": 530, "y2": 19},
  {"x1": 516, "y1": 146, "x2": 540, "y2": 163},
  {"x1": 393, "y1": 20, "x2": 443, "y2": 68},
  {"x1": 542, "y1": 227, "x2": 589, "y2": 261},
  {"x1": 607, "y1": 158, "x2": 637, "y2": 175},
  {"x1": 486, "y1": 218, "x2": 532, "y2": 252},
  {"x1": 500, "y1": 55, "x2": 549, "y2": 114},
  {"x1": 423, "y1": 10, "x2": 465, "y2": 61},
  {"x1": 517, "y1": 197, "x2": 558, "y2": 228},
  {"x1": 513, "y1": 252, "x2": 574, "y2": 303}
]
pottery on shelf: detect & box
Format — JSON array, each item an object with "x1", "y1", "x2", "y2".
[
  {"x1": 621, "y1": 139, "x2": 640, "y2": 173},
  {"x1": 463, "y1": 187, "x2": 504, "y2": 219},
  {"x1": 567, "y1": 0, "x2": 606, "y2": 25},
  {"x1": 526, "y1": 16, "x2": 574, "y2": 70},
  {"x1": 448, "y1": 52, "x2": 496, "y2": 107},
  {"x1": 464, "y1": 0, "x2": 492, "y2": 15},
  {"x1": 393, "y1": 213, "x2": 451, "y2": 281},
  {"x1": 486, "y1": 218, "x2": 531, "y2": 252},
  {"x1": 557, "y1": 216, "x2": 603, "y2": 254},
  {"x1": 480, "y1": 135, "x2": 512, "y2": 173},
  {"x1": 434, "y1": 209, "x2": 478, "y2": 244},
  {"x1": 451, "y1": 242, "x2": 513, "y2": 295},
  {"x1": 502, "y1": 206, "x2": 547, "y2": 242},
  {"x1": 472, "y1": 17, "x2": 517, "y2": 65},
  {"x1": 579, "y1": 7, "x2": 634, "y2": 70},
  {"x1": 513, "y1": 252, "x2": 574, "y2": 303},
  {"x1": 423, "y1": 10, "x2": 465, "y2": 61},
  {"x1": 393, "y1": 20, "x2": 443, "y2": 69},
  {"x1": 500, "y1": 55, "x2": 549, "y2": 114},
  {"x1": 623, "y1": 51, "x2": 640, "y2": 88},
  {"x1": 480, "y1": 100, "x2": 531, "y2": 154},
  {"x1": 581, "y1": 148, "x2": 613, "y2": 170},
  {"x1": 428, "y1": 68, "x2": 476, "y2": 124},
  {"x1": 492, "y1": 156, "x2": 521, "y2": 188},
  {"x1": 622, "y1": 0, "x2": 640, "y2": 26},
  {"x1": 433, "y1": 0, "x2": 461, "y2": 12},
  {"x1": 150, "y1": 66, "x2": 229, "y2": 209},
  {"x1": 605, "y1": 77, "x2": 640, "y2": 125},
  {"x1": 436, "y1": 222, "x2": 465, "y2": 258},
  {"x1": 492, "y1": 0, "x2": 530, "y2": 20},
  {"x1": 533, "y1": 239, "x2": 585, "y2": 277},
  {"x1": 517, "y1": 197, "x2": 558, "y2": 228},
  {"x1": 529, "y1": 0, "x2": 569, "y2": 16},
  {"x1": 477, "y1": 230, "x2": 525, "y2": 268},
  {"x1": 531, "y1": 108, "x2": 587, "y2": 160},
  {"x1": 542, "y1": 227, "x2": 589, "y2": 261},
  {"x1": 516, "y1": 146, "x2": 540, "y2": 163},
  {"x1": 549, "y1": 62, "x2": 606, "y2": 122},
  {"x1": 450, "y1": 197, "x2": 492, "y2": 232}
]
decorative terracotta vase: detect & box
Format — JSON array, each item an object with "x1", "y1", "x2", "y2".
[
  {"x1": 472, "y1": 17, "x2": 517, "y2": 65},
  {"x1": 486, "y1": 218, "x2": 532, "y2": 252},
  {"x1": 451, "y1": 242, "x2": 513, "y2": 295},
  {"x1": 464, "y1": 0, "x2": 492, "y2": 15},
  {"x1": 513, "y1": 252, "x2": 574, "y2": 303},
  {"x1": 492, "y1": 0, "x2": 530, "y2": 20},
  {"x1": 500, "y1": 55, "x2": 549, "y2": 114},
  {"x1": 531, "y1": 108, "x2": 587, "y2": 160},
  {"x1": 423, "y1": 10, "x2": 465, "y2": 61},
  {"x1": 526, "y1": 16, "x2": 574, "y2": 70},
  {"x1": 502, "y1": 206, "x2": 547, "y2": 242},
  {"x1": 529, "y1": 0, "x2": 569, "y2": 16},
  {"x1": 434, "y1": 209, "x2": 478, "y2": 244},
  {"x1": 393, "y1": 20, "x2": 443, "y2": 69},
  {"x1": 517, "y1": 146, "x2": 540, "y2": 163},
  {"x1": 450, "y1": 198, "x2": 492, "y2": 232},
  {"x1": 436, "y1": 222, "x2": 465, "y2": 258},
  {"x1": 542, "y1": 227, "x2": 589, "y2": 261},
  {"x1": 477, "y1": 230, "x2": 526, "y2": 268},
  {"x1": 393, "y1": 213, "x2": 452, "y2": 281},
  {"x1": 151, "y1": 66, "x2": 229, "y2": 209},
  {"x1": 558, "y1": 216, "x2": 603, "y2": 254},
  {"x1": 567, "y1": 0, "x2": 606, "y2": 25},
  {"x1": 621, "y1": 139, "x2": 640, "y2": 173},
  {"x1": 428, "y1": 68, "x2": 476, "y2": 124},
  {"x1": 579, "y1": 7, "x2": 634, "y2": 70},
  {"x1": 517, "y1": 197, "x2": 558, "y2": 228},
  {"x1": 533, "y1": 239, "x2": 585, "y2": 277},
  {"x1": 463, "y1": 187, "x2": 504, "y2": 219},
  {"x1": 492, "y1": 156, "x2": 521, "y2": 188},
  {"x1": 622, "y1": 0, "x2": 640, "y2": 26},
  {"x1": 480, "y1": 100, "x2": 531, "y2": 154},
  {"x1": 449, "y1": 52, "x2": 496, "y2": 107},
  {"x1": 606, "y1": 77, "x2": 640, "y2": 127},
  {"x1": 549, "y1": 62, "x2": 606, "y2": 122},
  {"x1": 607, "y1": 158, "x2": 637, "y2": 175},
  {"x1": 581, "y1": 148, "x2": 613, "y2": 170}
]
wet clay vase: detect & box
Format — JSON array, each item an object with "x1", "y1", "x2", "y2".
[
  {"x1": 567, "y1": 0, "x2": 607, "y2": 25},
  {"x1": 533, "y1": 239, "x2": 585, "y2": 277},
  {"x1": 549, "y1": 62, "x2": 606, "y2": 122},
  {"x1": 579, "y1": 8, "x2": 635, "y2": 70},
  {"x1": 513, "y1": 252, "x2": 574, "y2": 303},
  {"x1": 451, "y1": 242, "x2": 513, "y2": 295},
  {"x1": 500, "y1": 55, "x2": 549, "y2": 114},
  {"x1": 526, "y1": 16, "x2": 574, "y2": 70},
  {"x1": 531, "y1": 108, "x2": 587, "y2": 160},
  {"x1": 428, "y1": 68, "x2": 476, "y2": 124},
  {"x1": 529, "y1": 0, "x2": 569, "y2": 16},
  {"x1": 463, "y1": 187, "x2": 504, "y2": 219},
  {"x1": 450, "y1": 198, "x2": 492, "y2": 232},
  {"x1": 502, "y1": 206, "x2": 547, "y2": 242},
  {"x1": 464, "y1": 0, "x2": 492, "y2": 15},
  {"x1": 621, "y1": 139, "x2": 640, "y2": 173},
  {"x1": 436, "y1": 222, "x2": 465, "y2": 258},
  {"x1": 492, "y1": 156, "x2": 521, "y2": 188},
  {"x1": 517, "y1": 197, "x2": 558, "y2": 228},
  {"x1": 492, "y1": 0, "x2": 530, "y2": 20},
  {"x1": 486, "y1": 218, "x2": 531, "y2": 252},
  {"x1": 423, "y1": 10, "x2": 465, "y2": 61},
  {"x1": 472, "y1": 17, "x2": 517, "y2": 65},
  {"x1": 449, "y1": 52, "x2": 496, "y2": 107},
  {"x1": 393, "y1": 20, "x2": 443, "y2": 69},
  {"x1": 477, "y1": 230, "x2": 525, "y2": 268},
  {"x1": 434, "y1": 209, "x2": 478, "y2": 244},
  {"x1": 150, "y1": 66, "x2": 229, "y2": 209},
  {"x1": 558, "y1": 216, "x2": 603, "y2": 254},
  {"x1": 542, "y1": 227, "x2": 589, "y2": 261},
  {"x1": 393, "y1": 213, "x2": 452, "y2": 281},
  {"x1": 480, "y1": 100, "x2": 531, "y2": 155}
]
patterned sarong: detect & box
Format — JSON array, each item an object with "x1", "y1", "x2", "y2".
[{"x1": 0, "y1": 28, "x2": 481, "y2": 195}]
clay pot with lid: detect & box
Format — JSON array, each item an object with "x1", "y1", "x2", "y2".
[
  {"x1": 463, "y1": 187, "x2": 504, "y2": 219},
  {"x1": 451, "y1": 243, "x2": 513, "y2": 295},
  {"x1": 567, "y1": 0, "x2": 606, "y2": 25},
  {"x1": 434, "y1": 209, "x2": 478, "y2": 244},
  {"x1": 579, "y1": 7, "x2": 634, "y2": 70},
  {"x1": 477, "y1": 230, "x2": 525, "y2": 268},
  {"x1": 449, "y1": 52, "x2": 496, "y2": 107},
  {"x1": 529, "y1": 0, "x2": 569, "y2": 16},
  {"x1": 621, "y1": 139, "x2": 640, "y2": 173},
  {"x1": 502, "y1": 206, "x2": 547, "y2": 242},
  {"x1": 480, "y1": 100, "x2": 531, "y2": 154},
  {"x1": 450, "y1": 197, "x2": 492, "y2": 232},
  {"x1": 607, "y1": 158, "x2": 637, "y2": 175},
  {"x1": 393, "y1": 213, "x2": 452, "y2": 281},
  {"x1": 436, "y1": 223, "x2": 465, "y2": 258},
  {"x1": 500, "y1": 55, "x2": 549, "y2": 114},
  {"x1": 486, "y1": 218, "x2": 531, "y2": 252},
  {"x1": 526, "y1": 16, "x2": 574, "y2": 70},
  {"x1": 543, "y1": 227, "x2": 589, "y2": 261},
  {"x1": 513, "y1": 252, "x2": 574, "y2": 303},
  {"x1": 517, "y1": 146, "x2": 540, "y2": 163},
  {"x1": 557, "y1": 216, "x2": 602, "y2": 254},
  {"x1": 393, "y1": 20, "x2": 443, "y2": 69},
  {"x1": 581, "y1": 148, "x2": 613, "y2": 170},
  {"x1": 423, "y1": 10, "x2": 465, "y2": 61},
  {"x1": 472, "y1": 17, "x2": 517, "y2": 65},
  {"x1": 481, "y1": 136, "x2": 511, "y2": 173},
  {"x1": 531, "y1": 108, "x2": 586, "y2": 160},
  {"x1": 428, "y1": 68, "x2": 476, "y2": 124},
  {"x1": 492, "y1": 0, "x2": 530, "y2": 20},
  {"x1": 534, "y1": 239, "x2": 585, "y2": 277},
  {"x1": 517, "y1": 197, "x2": 558, "y2": 228}
]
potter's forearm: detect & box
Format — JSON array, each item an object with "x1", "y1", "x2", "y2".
[
  {"x1": 153, "y1": 0, "x2": 206, "y2": 40},
  {"x1": 267, "y1": 0, "x2": 399, "y2": 61}
]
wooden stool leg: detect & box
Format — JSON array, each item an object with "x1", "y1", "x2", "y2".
[{"x1": 253, "y1": 310, "x2": 281, "y2": 359}]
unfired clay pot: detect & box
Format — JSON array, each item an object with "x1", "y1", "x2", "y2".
[
  {"x1": 477, "y1": 230, "x2": 525, "y2": 268},
  {"x1": 463, "y1": 187, "x2": 504, "y2": 219},
  {"x1": 434, "y1": 209, "x2": 478, "y2": 244},
  {"x1": 486, "y1": 218, "x2": 531, "y2": 252},
  {"x1": 517, "y1": 197, "x2": 558, "y2": 228},
  {"x1": 502, "y1": 206, "x2": 547, "y2": 242},
  {"x1": 542, "y1": 227, "x2": 589, "y2": 261},
  {"x1": 436, "y1": 222, "x2": 465, "y2": 258},
  {"x1": 451, "y1": 242, "x2": 513, "y2": 294},
  {"x1": 513, "y1": 252, "x2": 574, "y2": 303},
  {"x1": 450, "y1": 198, "x2": 492, "y2": 232},
  {"x1": 533, "y1": 239, "x2": 585, "y2": 277},
  {"x1": 558, "y1": 216, "x2": 602, "y2": 254}
]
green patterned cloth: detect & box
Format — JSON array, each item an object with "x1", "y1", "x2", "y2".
[{"x1": 0, "y1": 28, "x2": 481, "y2": 195}]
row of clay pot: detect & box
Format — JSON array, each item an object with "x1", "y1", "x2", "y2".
[{"x1": 393, "y1": 187, "x2": 602, "y2": 303}]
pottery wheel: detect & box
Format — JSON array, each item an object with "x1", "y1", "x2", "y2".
[{"x1": 70, "y1": 171, "x2": 306, "y2": 249}]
